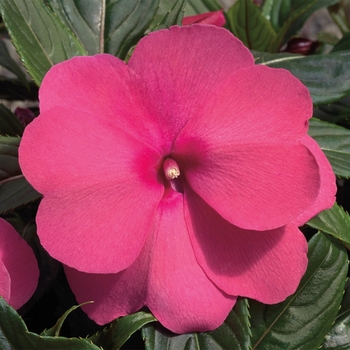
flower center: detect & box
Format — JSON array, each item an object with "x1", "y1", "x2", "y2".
[
  {"x1": 163, "y1": 158, "x2": 180, "y2": 180},
  {"x1": 162, "y1": 157, "x2": 184, "y2": 194}
]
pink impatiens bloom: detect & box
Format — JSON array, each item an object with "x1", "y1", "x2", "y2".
[
  {"x1": 0, "y1": 218, "x2": 39, "y2": 309},
  {"x1": 182, "y1": 10, "x2": 226, "y2": 27},
  {"x1": 19, "y1": 25, "x2": 336, "y2": 333}
]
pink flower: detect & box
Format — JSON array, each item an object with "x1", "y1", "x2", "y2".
[
  {"x1": 182, "y1": 10, "x2": 226, "y2": 27},
  {"x1": 19, "y1": 25, "x2": 336, "y2": 333},
  {"x1": 0, "y1": 218, "x2": 39, "y2": 309}
]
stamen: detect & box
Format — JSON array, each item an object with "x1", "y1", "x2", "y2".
[{"x1": 163, "y1": 158, "x2": 180, "y2": 180}]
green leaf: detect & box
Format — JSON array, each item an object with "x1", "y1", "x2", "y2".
[
  {"x1": 0, "y1": 136, "x2": 21, "y2": 180},
  {"x1": 261, "y1": 0, "x2": 288, "y2": 29},
  {"x1": 308, "y1": 118, "x2": 350, "y2": 178},
  {"x1": 143, "y1": 325, "x2": 194, "y2": 350},
  {"x1": 204, "y1": 298, "x2": 251, "y2": 350},
  {"x1": 45, "y1": 0, "x2": 103, "y2": 55},
  {"x1": 0, "y1": 297, "x2": 101, "y2": 349},
  {"x1": 142, "y1": 299, "x2": 251, "y2": 350},
  {"x1": 307, "y1": 203, "x2": 350, "y2": 250},
  {"x1": 103, "y1": 0, "x2": 159, "y2": 59},
  {"x1": 261, "y1": 0, "x2": 273, "y2": 21},
  {"x1": 0, "y1": 104, "x2": 24, "y2": 136},
  {"x1": 226, "y1": 0, "x2": 276, "y2": 51},
  {"x1": 328, "y1": 3, "x2": 350, "y2": 35},
  {"x1": 332, "y1": 32, "x2": 350, "y2": 52},
  {"x1": 0, "y1": 77, "x2": 38, "y2": 101},
  {"x1": 46, "y1": 0, "x2": 159, "y2": 59},
  {"x1": 0, "y1": 176, "x2": 41, "y2": 213},
  {"x1": 0, "y1": 136, "x2": 40, "y2": 213},
  {"x1": 284, "y1": 0, "x2": 339, "y2": 40},
  {"x1": 264, "y1": 0, "x2": 339, "y2": 49},
  {"x1": 151, "y1": 1, "x2": 177, "y2": 26},
  {"x1": 250, "y1": 233, "x2": 348, "y2": 350},
  {"x1": 321, "y1": 281, "x2": 350, "y2": 349},
  {"x1": 151, "y1": 0, "x2": 187, "y2": 31},
  {"x1": 322, "y1": 309, "x2": 350, "y2": 349},
  {"x1": 89, "y1": 311, "x2": 156, "y2": 350},
  {"x1": 255, "y1": 50, "x2": 350, "y2": 105},
  {"x1": 151, "y1": 0, "x2": 187, "y2": 28},
  {"x1": 340, "y1": 280, "x2": 350, "y2": 314},
  {"x1": 0, "y1": 0, "x2": 87, "y2": 86},
  {"x1": 313, "y1": 95, "x2": 350, "y2": 124},
  {"x1": 0, "y1": 39, "x2": 29, "y2": 88},
  {"x1": 185, "y1": 0, "x2": 221, "y2": 16},
  {"x1": 41, "y1": 302, "x2": 94, "y2": 337},
  {"x1": 261, "y1": 0, "x2": 297, "y2": 48},
  {"x1": 260, "y1": 0, "x2": 288, "y2": 32}
]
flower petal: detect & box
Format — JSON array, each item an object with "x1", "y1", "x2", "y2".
[
  {"x1": 174, "y1": 65, "x2": 319, "y2": 230},
  {"x1": 38, "y1": 54, "x2": 164, "y2": 152},
  {"x1": 0, "y1": 219, "x2": 39, "y2": 309},
  {"x1": 185, "y1": 187, "x2": 308, "y2": 303},
  {"x1": 128, "y1": 25, "x2": 254, "y2": 143},
  {"x1": 174, "y1": 64, "x2": 312, "y2": 148},
  {"x1": 65, "y1": 193, "x2": 236, "y2": 334},
  {"x1": 178, "y1": 141, "x2": 320, "y2": 230},
  {"x1": 0, "y1": 261, "x2": 10, "y2": 303},
  {"x1": 19, "y1": 107, "x2": 162, "y2": 193},
  {"x1": 20, "y1": 107, "x2": 163, "y2": 273},
  {"x1": 182, "y1": 10, "x2": 226, "y2": 27},
  {"x1": 293, "y1": 135, "x2": 336, "y2": 225},
  {"x1": 64, "y1": 264, "x2": 148, "y2": 326},
  {"x1": 37, "y1": 188, "x2": 158, "y2": 274},
  {"x1": 147, "y1": 193, "x2": 236, "y2": 333},
  {"x1": 39, "y1": 55, "x2": 129, "y2": 114}
]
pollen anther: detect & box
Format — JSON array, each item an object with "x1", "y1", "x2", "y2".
[{"x1": 163, "y1": 158, "x2": 181, "y2": 180}]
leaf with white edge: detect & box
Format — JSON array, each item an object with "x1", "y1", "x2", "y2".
[
  {"x1": 0, "y1": 0, "x2": 87, "y2": 86},
  {"x1": 322, "y1": 281, "x2": 350, "y2": 349},
  {"x1": 307, "y1": 203, "x2": 350, "y2": 250},
  {"x1": 0, "y1": 39, "x2": 29, "y2": 88},
  {"x1": 185, "y1": 0, "x2": 221, "y2": 16},
  {"x1": 250, "y1": 233, "x2": 348, "y2": 350},
  {"x1": 0, "y1": 298, "x2": 101, "y2": 350},
  {"x1": 308, "y1": 118, "x2": 350, "y2": 178},
  {"x1": 226, "y1": 0, "x2": 276, "y2": 51},
  {"x1": 255, "y1": 50, "x2": 350, "y2": 105},
  {"x1": 142, "y1": 298, "x2": 251, "y2": 350},
  {"x1": 88, "y1": 311, "x2": 156, "y2": 350},
  {"x1": 41, "y1": 302, "x2": 94, "y2": 337},
  {"x1": 0, "y1": 104, "x2": 24, "y2": 136},
  {"x1": 0, "y1": 136, "x2": 40, "y2": 213},
  {"x1": 152, "y1": 0, "x2": 187, "y2": 31}
]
